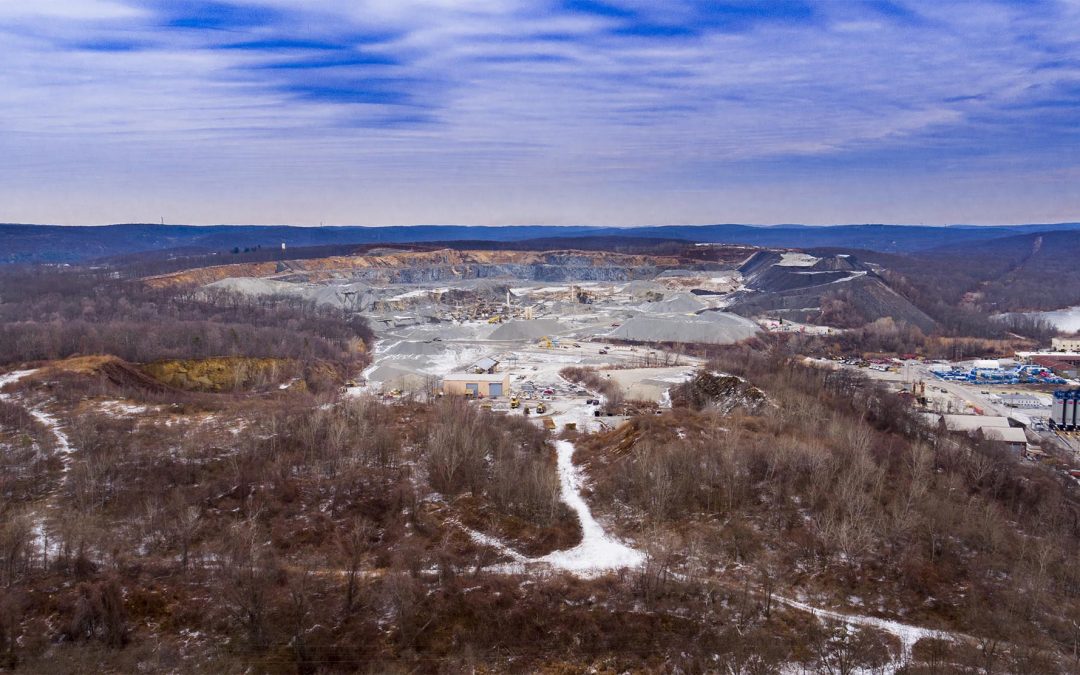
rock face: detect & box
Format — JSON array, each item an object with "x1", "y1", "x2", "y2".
[
  {"x1": 146, "y1": 249, "x2": 703, "y2": 288},
  {"x1": 140, "y1": 357, "x2": 318, "y2": 392}
]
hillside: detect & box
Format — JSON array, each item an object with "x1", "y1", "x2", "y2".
[
  {"x1": 727, "y1": 251, "x2": 937, "y2": 331},
  {"x1": 916, "y1": 230, "x2": 1080, "y2": 312}
]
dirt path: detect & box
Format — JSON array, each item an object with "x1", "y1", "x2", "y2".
[
  {"x1": 460, "y1": 402, "x2": 644, "y2": 576},
  {"x1": 0, "y1": 368, "x2": 75, "y2": 561}
]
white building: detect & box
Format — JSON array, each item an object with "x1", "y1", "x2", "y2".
[{"x1": 1053, "y1": 337, "x2": 1080, "y2": 352}]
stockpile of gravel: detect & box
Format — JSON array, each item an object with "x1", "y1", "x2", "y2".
[
  {"x1": 407, "y1": 324, "x2": 495, "y2": 341},
  {"x1": 608, "y1": 312, "x2": 758, "y2": 345},
  {"x1": 642, "y1": 292, "x2": 706, "y2": 313},
  {"x1": 488, "y1": 319, "x2": 567, "y2": 340},
  {"x1": 205, "y1": 277, "x2": 307, "y2": 298},
  {"x1": 384, "y1": 341, "x2": 447, "y2": 357}
]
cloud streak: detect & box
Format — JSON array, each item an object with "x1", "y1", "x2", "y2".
[{"x1": 0, "y1": 0, "x2": 1078, "y2": 225}]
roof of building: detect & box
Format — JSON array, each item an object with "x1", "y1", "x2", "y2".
[
  {"x1": 980, "y1": 427, "x2": 1028, "y2": 444},
  {"x1": 471, "y1": 357, "x2": 500, "y2": 371},
  {"x1": 998, "y1": 393, "x2": 1047, "y2": 404},
  {"x1": 940, "y1": 414, "x2": 1011, "y2": 432},
  {"x1": 1019, "y1": 351, "x2": 1080, "y2": 360},
  {"x1": 442, "y1": 373, "x2": 509, "y2": 383},
  {"x1": 1033, "y1": 356, "x2": 1080, "y2": 367}
]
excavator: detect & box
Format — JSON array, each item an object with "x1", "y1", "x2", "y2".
[
  {"x1": 510, "y1": 396, "x2": 520, "y2": 409},
  {"x1": 535, "y1": 402, "x2": 547, "y2": 415},
  {"x1": 538, "y1": 336, "x2": 554, "y2": 349}
]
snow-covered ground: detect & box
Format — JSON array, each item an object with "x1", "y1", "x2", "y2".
[
  {"x1": 775, "y1": 595, "x2": 960, "y2": 667},
  {"x1": 0, "y1": 370, "x2": 75, "y2": 462},
  {"x1": 28, "y1": 407, "x2": 73, "y2": 458},
  {"x1": 0, "y1": 368, "x2": 75, "y2": 561},
  {"x1": 0, "y1": 369, "x2": 38, "y2": 390},
  {"x1": 1024, "y1": 305, "x2": 1080, "y2": 332},
  {"x1": 538, "y1": 407, "x2": 645, "y2": 573},
  {"x1": 778, "y1": 252, "x2": 820, "y2": 267}
]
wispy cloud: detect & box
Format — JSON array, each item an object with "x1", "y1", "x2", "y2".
[{"x1": 0, "y1": 0, "x2": 1078, "y2": 225}]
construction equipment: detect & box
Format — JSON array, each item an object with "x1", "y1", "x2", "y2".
[
  {"x1": 510, "y1": 396, "x2": 520, "y2": 409},
  {"x1": 536, "y1": 402, "x2": 547, "y2": 414},
  {"x1": 488, "y1": 315, "x2": 502, "y2": 324},
  {"x1": 538, "y1": 336, "x2": 554, "y2": 349}
]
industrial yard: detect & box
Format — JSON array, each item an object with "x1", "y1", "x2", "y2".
[
  {"x1": 185, "y1": 249, "x2": 766, "y2": 406},
  {"x1": 815, "y1": 353, "x2": 1080, "y2": 462}
]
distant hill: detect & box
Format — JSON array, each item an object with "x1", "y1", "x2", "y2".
[
  {"x1": 2, "y1": 222, "x2": 1078, "y2": 264},
  {"x1": 916, "y1": 230, "x2": 1080, "y2": 312}
]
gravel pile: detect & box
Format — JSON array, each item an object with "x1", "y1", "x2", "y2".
[
  {"x1": 609, "y1": 312, "x2": 758, "y2": 345},
  {"x1": 641, "y1": 292, "x2": 706, "y2": 313},
  {"x1": 384, "y1": 341, "x2": 447, "y2": 356},
  {"x1": 205, "y1": 277, "x2": 307, "y2": 298},
  {"x1": 488, "y1": 319, "x2": 567, "y2": 340}
]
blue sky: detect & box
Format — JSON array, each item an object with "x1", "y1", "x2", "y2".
[{"x1": 0, "y1": 0, "x2": 1078, "y2": 226}]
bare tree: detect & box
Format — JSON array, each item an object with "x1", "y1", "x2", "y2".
[{"x1": 336, "y1": 517, "x2": 375, "y2": 617}]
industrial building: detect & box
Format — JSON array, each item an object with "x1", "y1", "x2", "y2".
[
  {"x1": 468, "y1": 357, "x2": 500, "y2": 374},
  {"x1": 928, "y1": 414, "x2": 1031, "y2": 453},
  {"x1": 1031, "y1": 355, "x2": 1080, "y2": 379},
  {"x1": 995, "y1": 393, "x2": 1050, "y2": 409},
  {"x1": 978, "y1": 426, "x2": 1030, "y2": 454},
  {"x1": 939, "y1": 414, "x2": 1011, "y2": 432},
  {"x1": 441, "y1": 372, "x2": 511, "y2": 398},
  {"x1": 1052, "y1": 336, "x2": 1080, "y2": 352}
]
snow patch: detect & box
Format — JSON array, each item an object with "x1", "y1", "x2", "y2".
[
  {"x1": 775, "y1": 595, "x2": 953, "y2": 663},
  {"x1": 777, "y1": 252, "x2": 820, "y2": 267}
]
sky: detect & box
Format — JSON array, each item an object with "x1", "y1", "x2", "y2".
[{"x1": 0, "y1": 0, "x2": 1078, "y2": 227}]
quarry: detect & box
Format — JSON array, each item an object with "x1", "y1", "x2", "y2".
[{"x1": 175, "y1": 245, "x2": 930, "y2": 399}]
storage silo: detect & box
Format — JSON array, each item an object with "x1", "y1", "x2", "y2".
[{"x1": 1066, "y1": 391, "x2": 1078, "y2": 431}]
